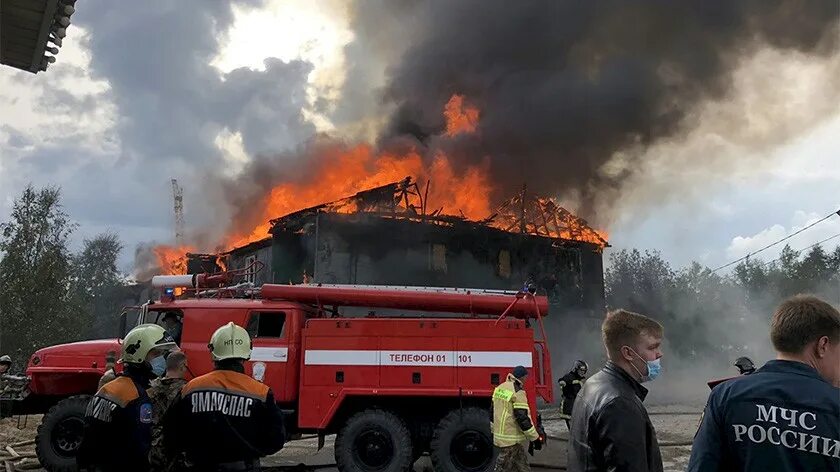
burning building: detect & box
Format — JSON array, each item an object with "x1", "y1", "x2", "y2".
[{"x1": 189, "y1": 177, "x2": 607, "y2": 317}]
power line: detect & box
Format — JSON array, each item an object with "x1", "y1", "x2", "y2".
[
  {"x1": 757, "y1": 232, "x2": 840, "y2": 268},
  {"x1": 712, "y1": 208, "x2": 840, "y2": 272}
]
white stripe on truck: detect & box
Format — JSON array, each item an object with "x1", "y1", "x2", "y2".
[{"x1": 304, "y1": 350, "x2": 533, "y2": 368}]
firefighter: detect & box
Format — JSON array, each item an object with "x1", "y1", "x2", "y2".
[
  {"x1": 77, "y1": 324, "x2": 177, "y2": 472},
  {"x1": 0, "y1": 355, "x2": 11, "y2": 374},
  {"x1": 491, "y1": 365, "x2": 542, "y2": 472},
  {"x1": 97, "y1": 350, "x2": 117, "y2": 390},
  {"x1": 688, "y1": 295, "x2": 840, "y2": 471},
  {"x1": 557, "y1": 360, "x2": 588, "y2": 429},
  {"x1": 148, "y1": 350, "x2": 189, "y2": 472},
  {"x1": 161, "y1": 312, "x2": 182, "y2": 345},
  {"x1": 165, "y1": 322, "x2": 285, "y2": 471},
  {"x1": 733, "y1": 356, "x2": 756, "y2": 375}
]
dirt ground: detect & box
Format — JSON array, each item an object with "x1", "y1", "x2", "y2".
[{"x1": 0, "y1": 406, "x2": 703, "y2": 471}]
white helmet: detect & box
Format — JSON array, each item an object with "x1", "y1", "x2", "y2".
[
  {"x1": 208, "y1": 322, "x2": 252, "y2": 361},
  {"x1": 121, "y1": 324, "x2": 177, "y2": 364}
]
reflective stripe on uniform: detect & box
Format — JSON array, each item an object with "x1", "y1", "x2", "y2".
[
  {"x1": 572, "y1": 379, "x2": 583, "y2": 385},
  {"x1": 492, "y1": 377, "x2": 536, "y2": 447}
]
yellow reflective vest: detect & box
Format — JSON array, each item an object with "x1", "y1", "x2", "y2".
[{"x1": 491, "y1": 374, "x2": 539, "y2": 447}]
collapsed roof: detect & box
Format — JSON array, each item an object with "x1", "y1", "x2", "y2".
[{"x1": 268, "y1": 177, "x2": 608, "y2": 248}]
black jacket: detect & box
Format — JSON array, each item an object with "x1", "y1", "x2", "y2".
[
  {"x1": 164, "y1": 368, "x2": 285, "y2": 467},
  {"x1": 559, "y1": 370, "x2": 587, "y2": 418},
  {"x1": 567, "y1": 361, "x2": 663, "y2": 472},
  {"x1": 688, "y1": 360, "x2": 840, "y2": 471},
  {"x1": 78, "y1": 366, "x2": 155, "y2": 472}
]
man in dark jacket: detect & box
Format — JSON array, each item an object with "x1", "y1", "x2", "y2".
[
  {"x1": 558, "y1": 360, "x2": 588, "y2": 429},
  {"x1": 165, "y1": 322, "x2": 285, "y2": 471},
  {"x1": 78, "y1": 324, "x2": 176, "y2": 472},
  {"x1": 688, "y1": 295, "x2": 840, "y2": 471},
  {"x1": 568, "y1": 309, "x2": 664, "y2": 472}
]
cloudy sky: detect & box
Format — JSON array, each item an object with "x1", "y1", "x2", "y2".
[{"x1": 0, "y1": 0, "x2": 838, "y2": 274}]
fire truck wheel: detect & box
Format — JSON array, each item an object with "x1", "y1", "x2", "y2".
[
  {"x1": 335, "y1": 409, "x2": 414, "y2": 472},
  {"x1": 430, "y1": 407, "x2": 495, "y2": 472},
  {"x1": 36, "y1": 395, "x2": 91, "y2": 472}
]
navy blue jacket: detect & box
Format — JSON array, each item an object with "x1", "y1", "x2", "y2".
[{"x1": 688, "y1": 360, "x2": 840, "y2": 472}]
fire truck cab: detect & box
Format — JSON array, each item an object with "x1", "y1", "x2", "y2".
[{"x1": 12, "y1": 280, "x2": 554, "y2": 472}]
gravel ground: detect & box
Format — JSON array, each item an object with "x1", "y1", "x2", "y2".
[{"x1": 1, "y1": 406, "x2": 703, "y2": 471}]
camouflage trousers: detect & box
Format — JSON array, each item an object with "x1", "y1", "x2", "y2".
[{"x1": 494, "y1": 444, "x2": 530, "y2": 472}]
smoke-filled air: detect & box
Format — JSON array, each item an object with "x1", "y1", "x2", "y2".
[{"x1": 205, "y1": 0, "x2": 840, "y2": 253}]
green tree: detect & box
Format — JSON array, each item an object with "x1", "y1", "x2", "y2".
[
  {"x1": 605, "y1": 249, "x2": 675, "y2": 318},
  {"x1": 828, "y1": 246, "x2": 840, "y2": 274},
  {"x1": 69, "y1": 233, "x2": 125, "y2": 338},
  {"x1": 0, "y1": 186, "x2": 78, "y2": 362}
]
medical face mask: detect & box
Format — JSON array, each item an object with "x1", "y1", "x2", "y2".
[
  {"x1": 626, "y1": 347, "x2": 661, "y2": 383},
  {"x1": 150, "y1": 355, "x2": 166, "y2": 377}
]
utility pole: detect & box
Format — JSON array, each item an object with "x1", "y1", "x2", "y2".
[{"x1": 171, "y1": 179, "x2": 184, "y2": 246}]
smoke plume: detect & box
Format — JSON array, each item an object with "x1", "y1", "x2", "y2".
[{"x1": 363, "y1": 0, "x2": 839, "y2": 222}]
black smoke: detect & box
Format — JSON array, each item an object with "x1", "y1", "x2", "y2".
[{"x1": 370, "y1": 0, "x2": 839, "y2": 220}]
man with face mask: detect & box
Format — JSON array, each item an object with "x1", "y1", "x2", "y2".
[
  {"x1": 688, "y1": 295, "x2": 840, "y2": 471},
  {"x1": 567, "y1": 309, "x2": 664, "y2": 472},
  {"x1": 78, "y1": 324, "x2": 176, "y2": 472}
]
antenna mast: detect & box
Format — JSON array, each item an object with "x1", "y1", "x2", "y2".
[{"x1": 171, "y1": 179, "x2": 184, "y2": 246}]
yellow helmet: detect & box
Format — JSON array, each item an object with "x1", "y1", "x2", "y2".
[
  {"x1": 121, "y1": 324, "x2": 177, "y2": 364},
  {"x1": 208, "y1": 322, "x2": 252, "y2": 361}
]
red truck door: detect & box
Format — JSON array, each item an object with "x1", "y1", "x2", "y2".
[{"x1": 244, "y1": 310, "x2": 294, "y2": 401}]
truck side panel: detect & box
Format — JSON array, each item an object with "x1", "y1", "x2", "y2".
[{"x1": 297, "y1": 318, "x2": 540, "y2": 430}]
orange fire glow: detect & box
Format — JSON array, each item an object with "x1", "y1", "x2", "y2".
[
  {"x1": 153, "y1": 245, "x2": 194, "y2": 276},
  {"x1": 215, "y1": 255, "x2": 228, "y2": 272},
  {"x1": 444, "y1": 94, "x2": 479, "y2": 136},
  {"x1": 224, "y1": 147, "x2": 493, "y2": 249},
  {"x1": 152, "y1": 93, "x2": 607, "y2": 276}
]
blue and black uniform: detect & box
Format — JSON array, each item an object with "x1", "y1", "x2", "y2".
[
  {"x1": 688, "y1": 360, "x2": 840, "y2": 471},
  {"x1": 77, "y1": 367, "x2": 154, "y2": 472}
]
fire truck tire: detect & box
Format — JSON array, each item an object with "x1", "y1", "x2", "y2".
[
  {"x1": 335, "y1": 409, "x2": 414, "y2": 472},
  {"x1": 36, "y1": 395, "x2": 91, "y2": 472},
  {"x1": 430, "y1": 407, "x2": 496, "y2": 472}
]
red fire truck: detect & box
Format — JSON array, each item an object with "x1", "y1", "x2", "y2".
[{"x1": 7, "y1": 274, "x2": 554, "y2": 472}]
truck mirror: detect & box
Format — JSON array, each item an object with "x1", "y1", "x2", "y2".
[{"x1": 118, "y1": 311, "x2": 127, "y2": 339}]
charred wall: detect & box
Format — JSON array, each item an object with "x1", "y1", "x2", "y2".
[
  {"x1": 227, "y1": 239, "x2": 274, "y2": 286},
  {"x1": 268, "y1": 213, "x2": 605, "y2": 317}
]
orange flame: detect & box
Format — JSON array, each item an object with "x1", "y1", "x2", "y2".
[
  {"x1": 444, "y1": 94, "x2": 479, "y2": 136},
  {"x1": 215, "y1": 255, "x2": 228, "y2": 272},
  {"x1": 225, "y1": 147, "x2": 493, "y2": 248},
  {"x1": 153, "y1": 245, "x2": 194, "y2": 276},
  {"x1": 152, "y1": 93, "x2": 608, "y2": 275}
]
